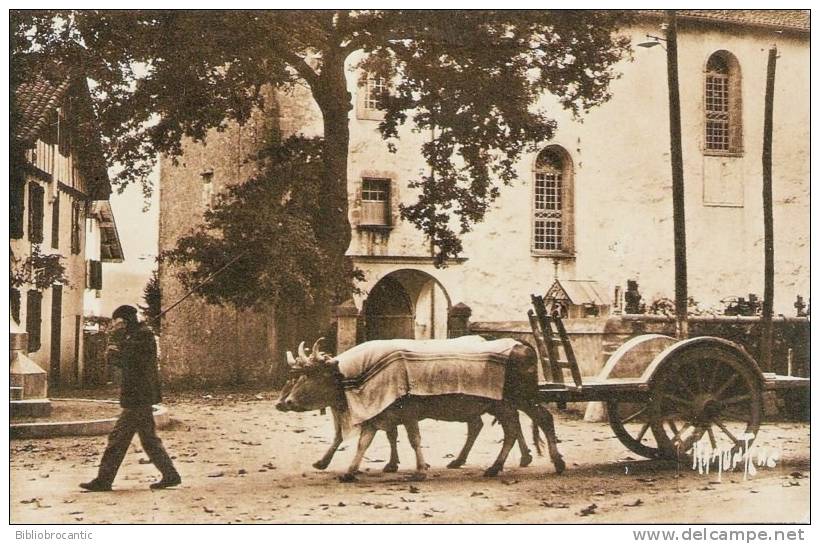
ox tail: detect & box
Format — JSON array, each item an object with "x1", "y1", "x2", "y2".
[{"x1": 531, "y1": 421, "x2": 544, "y2": 456}]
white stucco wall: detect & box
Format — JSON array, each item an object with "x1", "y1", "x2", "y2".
[{"x1": 336, "y1": 22, "x2": 809, "y2": 321}]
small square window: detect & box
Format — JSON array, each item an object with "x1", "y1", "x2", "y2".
[
  {"x1": 360, "y1": 178, "x2": 391, "y2": 227},
  {"x1": 357, "y1": 76, "x2": 388, "y2": 121}
]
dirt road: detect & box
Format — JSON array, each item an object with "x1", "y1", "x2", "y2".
[{"x1": 10, "y1": 391, "x2": 810, "y2": 524}]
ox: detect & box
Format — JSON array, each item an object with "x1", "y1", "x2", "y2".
[
  {"x1": 277, "y1": 338, "x2": 565, "y2": 482},
  {"x1": 276, "y1": 341, "x2": 536, "y2": 474}
]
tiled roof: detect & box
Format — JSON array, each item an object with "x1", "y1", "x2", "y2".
[
  {"x1": 643, "y1": 10, "x2": 809, "y2": 32},
  {"x1": 12, "y1": 68, "x2": 112, "y2": 200},
  {"x1": 13, "y1": 71, "x2": 73, "y2": 145}
]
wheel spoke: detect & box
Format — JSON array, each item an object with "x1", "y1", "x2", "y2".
[
  {"x1": 721, "y1": 409, "x2": 752, "y2": 422},
  {"x1": 707, "y1": 426, "x2": 718, "y2": 449},
  {"x1": 721, "y1": 394, "x2": 751, "y2": 406},
  {"x1": 707, "y1": 361, "x2": 723, "y2": 393},
  {"x1": 663, "y1": 392, "x2": 695, "y2": 410},
  {"x1": 671, "y1": 422, "x2": 693, "y2": 444},
  {"x1": 683, "y1": 426, "x2": 707, "y2": 451},
  {"x1": 713, "y1": 418, "x2": 741, "y2": 446},
  {"x1": 693, "y1": 362, "x2": 705, "y2": 393},
  {"x1": 621, "y1": 405, "x2": 648, "y2": 424},
  {"x1": 712, "y1": 373, "x2": 738, "y2": 398},
  {"x1": 636, "y1": 421, "x2": 651, "y2": 442},
  {"x1": 674, "y1": 374, "x2": 697, "y2": 399}
]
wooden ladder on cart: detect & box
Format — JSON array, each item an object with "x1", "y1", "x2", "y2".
[{"x1": 528, "y1": 295, "x2": 583, "y2": 407}]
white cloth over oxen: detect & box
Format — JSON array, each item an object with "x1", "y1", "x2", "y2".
[{"x1": 335, "y1": 335, "x2": 521, "y2": 425}]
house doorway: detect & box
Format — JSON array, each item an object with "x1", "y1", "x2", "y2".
[{"x1": 363, "y1": 269, "x2": 451, "y2": 341}]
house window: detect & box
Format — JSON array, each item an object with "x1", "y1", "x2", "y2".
[
  {"x1": 364, "y1": 77, "x2": 387, "y2": 111},
  {"x1": 28, "y1": 182, "x2": 45, "y2": 243},
  {"x1": 704, "y1": 51, "x2": 742, "y2": 155},
  {"x1": 71, "y1": 200, "x2": 83, "y2": 255},
  {"x1": 533, "y1": 146, "x2": 573, "y2": 255},
  {"x1": 360, "y1": 178, "x2": 391, "y2": 227},
  {"x1": 26, "y1": 289, "x2": 43, "y2": 352},
  {"x1": 11, "y1": 172, "x2": 25, "y2": 239},
  {"x1": 357, "y1": 76, "x2": 388, "y2": 121},
  {"x1": 201, "y1": 169, "x2": 215, "y2": 207}
]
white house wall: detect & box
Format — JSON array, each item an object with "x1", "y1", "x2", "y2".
[{"x1": 336, "y1": 22, "x2": 809, "y2": 321}]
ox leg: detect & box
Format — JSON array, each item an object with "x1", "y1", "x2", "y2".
[
  {"x1": 404, "y1": 420, "x2": 428, "y2": 480},
  {"x1": 484, "y1": 406, "x2": 518, "y2": 477},
  {"x1": 526, "y1": 404, "x2": 565, "y2": 474},
  {"x1": 447, "y1": 417, "x2": 483, "y2": 469},
  {"x1": 313, "y1": 406, "x2": 343, "y2": 470},
  {"x1": 516, "y1": 413, "x2": 533, "y2": 467},
  {"x1": 340, "y1": 424, "x2": 377, "y2": 482},
  {"x1": 383, "y1": 426, "x2": 400, "y2": 473}
]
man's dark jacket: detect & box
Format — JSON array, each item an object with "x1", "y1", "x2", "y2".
[{"x1": 109, "y1": 323, "x2": 162, "y2": 408}]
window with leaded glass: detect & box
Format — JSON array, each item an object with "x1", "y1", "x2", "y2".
[
  {"x1": 364, "y1": 77, "x2": 387, "y2": 111},
  {"x1": 704, "y1": 51, "x2": 742, "y2": 155},
  {"x1": 532, "y1": 147, "x2": 572, "y2": 255}
]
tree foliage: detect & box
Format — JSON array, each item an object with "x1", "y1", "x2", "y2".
[
  {"x1": 12, "y1": 9, "x2": 633, "y2": 297},
  {"x1": 163, "y1": 136, "x2": 361, "y2": 312},
  {"x1": 139, "y1": 269, "x2": 162, "y2": 331},
  {"x1": 10, "y1": 245, "x2": 69, "y2": 290}
]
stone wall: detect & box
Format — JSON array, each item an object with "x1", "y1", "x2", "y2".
[
  {"x1": 157, "y1": 93, "x2": 278, "y2": 387},
  {"x1": 469, "y1": 315, "x2": 810, "y2": 380}
]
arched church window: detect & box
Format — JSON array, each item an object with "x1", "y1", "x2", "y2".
[{"x1": 533, "y1": 146, "x2": 573, "y2": 256}]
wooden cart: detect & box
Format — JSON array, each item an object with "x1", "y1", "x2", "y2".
[{"x1": 528, "y1": 295, "x2": 809, "y2": 460}]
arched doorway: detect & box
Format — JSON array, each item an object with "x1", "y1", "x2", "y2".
[
  {"x1": 363, "y1": 276, "x2": 414, "y2": 340},
  {"x1": 363, "y1": 269, "x2": 451, "y2": 341}
]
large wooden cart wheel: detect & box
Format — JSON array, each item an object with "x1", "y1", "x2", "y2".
[
  {"x1": 649, "y1": 344, "x2": 763, "y2": 460},
  {"x1": 607, "y1": 400, "x2": 665, "y2": 459}
]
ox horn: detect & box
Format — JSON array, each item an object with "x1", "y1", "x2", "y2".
[
  {"x1": 311, "y1": 338, "x2": 325, "y2": 361},
  {"x1": 297, "y1": 341, "x2": 309, "y2": 363},
  {"x1": 286, "y1": 350, "x2": 297, "y2": 367}
]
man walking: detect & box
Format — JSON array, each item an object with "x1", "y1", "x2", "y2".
[{"x1": 80, "y1": 305, "x2": 181, "y2": 491}]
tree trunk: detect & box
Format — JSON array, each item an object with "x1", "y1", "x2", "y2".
[
  {"x1": 666, "y1": 10, "x2": 689, "y2": 339},
  {"x1": 315, "y1": 48, "x2": 354, "y2": 283},
  {"x1": 761, "y1": 46, "x2": 777, "y2": 372}
]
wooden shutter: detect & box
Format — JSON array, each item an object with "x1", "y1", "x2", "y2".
[
  {"x1": 26, "y1": 290, "x2": 43, "y2": 352},
  {"x1": 28, "y1": 183, "x2": 45, "y2": 243},
  {"x1": 88, "y1": 260, "x2": 103, "y2": 290},
  {"x1": 11, "y1": 173, "x2": 25, "y2": 239},
  {"x1": 51, "y1": 191, "x2": 60, "y2": 249},
  {"x1": 10, "y1": 288, "x2": 21, "y2": 324}
]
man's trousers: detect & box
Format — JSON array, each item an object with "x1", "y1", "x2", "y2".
[{"x1": 96, "y1": 405, "x2": 178, "y2": 485}]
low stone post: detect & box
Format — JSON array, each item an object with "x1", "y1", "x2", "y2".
[
  {"x1": 448, "y1": 302, "x2": 472, "y2": 338},
  {"x1": 10, "y1": 314, "x2": 51, "y2": 417},
  {"x1": 333, "y1": 300, "x2": 360, "y2": 354}
]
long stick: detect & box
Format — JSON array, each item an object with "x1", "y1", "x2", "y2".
[
  {"x1": 761, "y1": 46, "x2": 777, "y2": 372},
  {"x1": 666, "y1": 10, "x2": 689, "y2": 339},
  {"x1": 151, "y1": 248, "x2": 252, "y2": 323}
]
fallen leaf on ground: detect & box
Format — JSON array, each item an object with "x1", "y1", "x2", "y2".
[
  {"x1": 625, "y1": 499, "x2": 644, "y2": 507},
  {"x1": 541, "y1": 501, "x2": 569, "y2": 509},
  {"x1": 579, "y1": 503, "x2": 597, "y2": 516}
]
